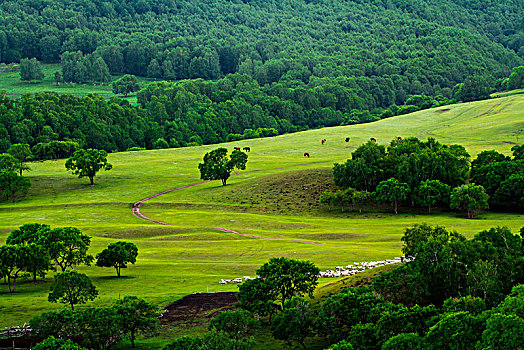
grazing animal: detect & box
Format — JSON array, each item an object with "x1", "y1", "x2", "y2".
[
  {"x1": 304, "y1": 152, "x2": 310, "y2": 157},
  {"x1": 370, "y1": 137, "x2": 376, "y2": 142},
  {"x1": 397, "y1": 136, "x2": 402, "y2": 140},
  {"x1": 345, "y1": 137, "x2": 350, "y2": 142},
  {"x1": 243, "y1": 147, "x2": 250, "y2": 152},
  {"x1": 321, "y1": 139, "x2": 326, "y2": 145},
  {"x1": 234, "y1": 147, "x2": 241, "y2": 151}
]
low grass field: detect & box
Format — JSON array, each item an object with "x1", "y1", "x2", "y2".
[{"x1": 0, "y1": 93, "x2": 523, "y2": 348}]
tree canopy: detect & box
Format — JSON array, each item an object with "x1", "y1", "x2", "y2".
[
  {"x1": 65, "y1": 148, "x2": 113, "y2": 185},
  {"x1": 198, "y1": 148, "x2": 248, "y2": 186}
]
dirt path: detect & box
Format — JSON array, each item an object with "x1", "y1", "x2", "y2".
[{"x1": 132, "y1": 168, "x2": 325, "y2": 245}]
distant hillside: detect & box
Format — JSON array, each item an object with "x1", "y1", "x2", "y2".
[{"x1": 0, "y1": 0, "x2": 522, "y2": 102}]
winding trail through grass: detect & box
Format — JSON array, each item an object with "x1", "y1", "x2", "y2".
[{"x1": 131, "y1": 162, "x2": 333, "y2": 244}]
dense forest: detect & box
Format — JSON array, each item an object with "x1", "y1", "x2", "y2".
[{"x1": 0, "y1": 0, "x2": 522, "y2": 96}]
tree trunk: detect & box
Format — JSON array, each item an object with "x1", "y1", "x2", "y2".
[
  {"x1": 222, "y1": 178, "x2": 227, "y2": 186},
  {"x1": 116, "y1": 266, "x2": 121, "y2": 278},
  {"x1": 428, "y1": 206, "x2": 431, "y2": 214},
  {"x1": 131, "y1": 331, "x2": 135, "y2": 348},
  {"x1": 7, "y1": 275, "x2": 12, "y2": 293},
  {"x1": 12, "y1": 276, "x2": 16, "y2": 293},
  {"x1": 394, "y1": 201, "x2": 398, "y2": 214},
  {"x1": 33, "y1": 269, "x2": 37, "y2": 282},
  {"x1": 89, "y1": 176, "x2": 94, "y2": 185},
  {"x1": 301, "y1": 341, "x2": 307, "y2": 350}
]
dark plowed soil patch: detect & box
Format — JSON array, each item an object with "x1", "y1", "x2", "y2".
[{"x1": 160, "y1": 292, "x2": 238, "y2": 326}]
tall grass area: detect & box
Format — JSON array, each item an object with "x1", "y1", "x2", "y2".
[{"x1": 0, "y1": 94, "x2": 523, "y2": 336}]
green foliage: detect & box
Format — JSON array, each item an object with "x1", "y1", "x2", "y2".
[
  {"x1": 32, "y1": 141, "x2": 79, "y2": 161},
  {"x1": 381, "y1": 333, "x2": 425, "y2": 350},
  {"x1": 114, "y1": 296, "x2": 160, "y2": 348},
  {"x1": 326, "y1": 340, "x2": 354, "y2": 350},
  {"x1": 507, "y1": 66, "x2": 524, "y2": 90},
  {"x1": 33, "y1": 336, "x2": 87, "y2": 350},
  {"x1": 153, "y1": 138, "x2": 169, "y2": 149},
  {"x1": 112, "y1": 75, "x2": 140, "y2": 97},
  {"x1": 208, "y1": 309, "x2": 258, "y2": 340},
  {"x1": 237, "y1": 277, "x2": 276, "y2": 320},
  {"x1": 19, "y1": 58, "x2": 44, "y2": 83},
  {"x1": 0, "y1": 244, "x2": 31, "y2": 292},
  {"x1": 416, "y1": 180, "x2": 451, "y2": 213},
  {"x1": 374, "y1": 178, "x2": 410, "y2": 214},
  {"x1": 256, "y1": 257, "x2": 320, "y2": 308},
  {"x1": 455, "y1": 75, "x2": 491, "y2": 102},
  {"x1": 450, "y1": 184, "x2": 489, "y2": 218},
  {"x1": 271, "y1": 297, "x2": 314, "y2": 350},
  {"x1": 48, "y1": 270, "x2": 98, "y2": 310},
  {"x1": 442, "y1": 296, "x2": 487, "y2": 315},
  {"x1": 198, "y1": 148, "x2": 248, "y2": 186},
  {"x1": 96, "y1": 241, "x2": 138, "y2": 277},
  {"x1": 41, "y1": 227, "x2": 93, "y2": 272},
  {"x1": 479, "y1": 313, "x2": 524, "y2": 350},
  {"x1": 65, "y1": 148, "x2": 113, "y2": 185},
  {"x1": 0, "y1": 168, "x2": 31, "y2": 202},
  {"x1": 7, "y1": 143, "x2": 31, "y2": 175}
]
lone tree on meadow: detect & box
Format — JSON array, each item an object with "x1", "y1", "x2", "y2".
[
  {"x1": 112, "y1": 74, "x2": 140, "y2": 96},
  {"x1": 450, "y1": 183, "x2": 489, "y2": 219},
  {"x1": 65, "y1": 148, "x2": 112, "y2": 185},
  {"x1": 48, "y1": 270, "x2": 98, "y2": 310},
  {"x1": 198, "y1": 147, "x2": 248, "y2": 186},
  {"x1": 96, "y1": 241, "x2": 138, "y2": 277}
]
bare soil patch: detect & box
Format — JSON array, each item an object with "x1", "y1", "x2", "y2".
[{"x1": 160, "y1": 292, "x2": 238, "y2": 326}]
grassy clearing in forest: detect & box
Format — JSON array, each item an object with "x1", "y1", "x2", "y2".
[{"x1": 0, "y1": 94, "x2": 523, "y2": 348}]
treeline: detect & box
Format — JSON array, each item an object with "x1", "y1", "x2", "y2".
[
  {"x1": 162, "y1": 225, "x2": 524, "y2": 350},
  {"x1": 0, "y1": 0, "x2": 522, "y2": 99},
  {"x1": 0, "y1": 75, "x2": 458, "y2": 157},
  {"x1": 329, "y1": 137, "x2": 523, "y2": 214}
]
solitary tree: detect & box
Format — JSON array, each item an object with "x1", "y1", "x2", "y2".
[
  {"x1": 450, "y1": 183, "x2": 489, "y2": 218},
  {"x1": 96, "y1": 241, "x2": 138, "y2": 277},
  {"x1": 19, "y1": 58, "x2": 44, "y2": 83},
  {"x1": 114, "y1": 296, "x2": 160, "y2": 348},
  {"x1": 374, "y1": 178, "x2": 410, "y2": 214},
  {"x1": 112, "y1": 74, "x2": 140, "y2": 96},
  {"x1": 65, "y1": 149, "x2": 113, "y2": 185},
  {"x1": 198, "y1": 148, "x2": 248, "y2": 186},
  {"x1": 48, "y1": 270, "x2": 98, "y2": 310},
  {"x1": 7, "y1": 144, "x2": 32, "y2": 175}
]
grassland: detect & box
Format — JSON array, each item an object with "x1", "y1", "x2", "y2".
[
  {"x1": 0, "y1": 64, "x2": 156, "y2": 103},
  {"x1": 0, "y1": 93, "x2": 523, "y2": 348}
]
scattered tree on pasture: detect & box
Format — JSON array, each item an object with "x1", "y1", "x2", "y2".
[
  {"x1": 41, "y1": 227, "x2": 93, "y2": 271},
  {"x1": 198, "y1": 147, "x2": 248, "y2": 186},
  {"x1": 48, "y1": 270, "x2": 98, "y2": 310},
  {"x1": 96, "y1": 241, "x2": 138, "y2": 277},
  {"x1": 0, "y1": 169, "x2": 31, "y2": 202},
  {"x1": 65, "y1": 148, "x2": 113, "y2": 185}
]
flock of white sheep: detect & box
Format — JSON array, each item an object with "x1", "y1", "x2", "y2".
[{"x1": 218, "y1": 256, "x2": 409, "y2": 285}]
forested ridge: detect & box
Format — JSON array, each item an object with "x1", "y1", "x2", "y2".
[
  {"x1": 0, "y1": 0, "x2": 523, "y2": 155},
  {"x1": 0, "y1": 0, "x2": 522, "y2": 95}
]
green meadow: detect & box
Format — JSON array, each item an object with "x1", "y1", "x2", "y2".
[
  {"x1": 0, "y1": 63, "x2": 155, "y2": 103},
  {"x1": 0, "y1": 93, "x2": 523, "y2": 347}
]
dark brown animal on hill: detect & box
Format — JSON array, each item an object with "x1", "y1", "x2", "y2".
[
  {"x1": 243, "y1": 147, "x2": 250, "y2": 152},
  {"x1": 370, "y1": 137, "x2": 376, "y2": 142},
  {"x1": 397, "y1": 136, "x2": 402, "y2": 140},
  {"x1": 304, "y1": 152, "x2": 310, "y2": 157},
  {"x1": 321, "y1": 139, "x2": 326, "y2": 145},
  {"x1": 234, "y1": 147, "x2": 241, "y2": 151},
  {"x1": 345, "y1": 137, "x2": 350, "y2": 142}
]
